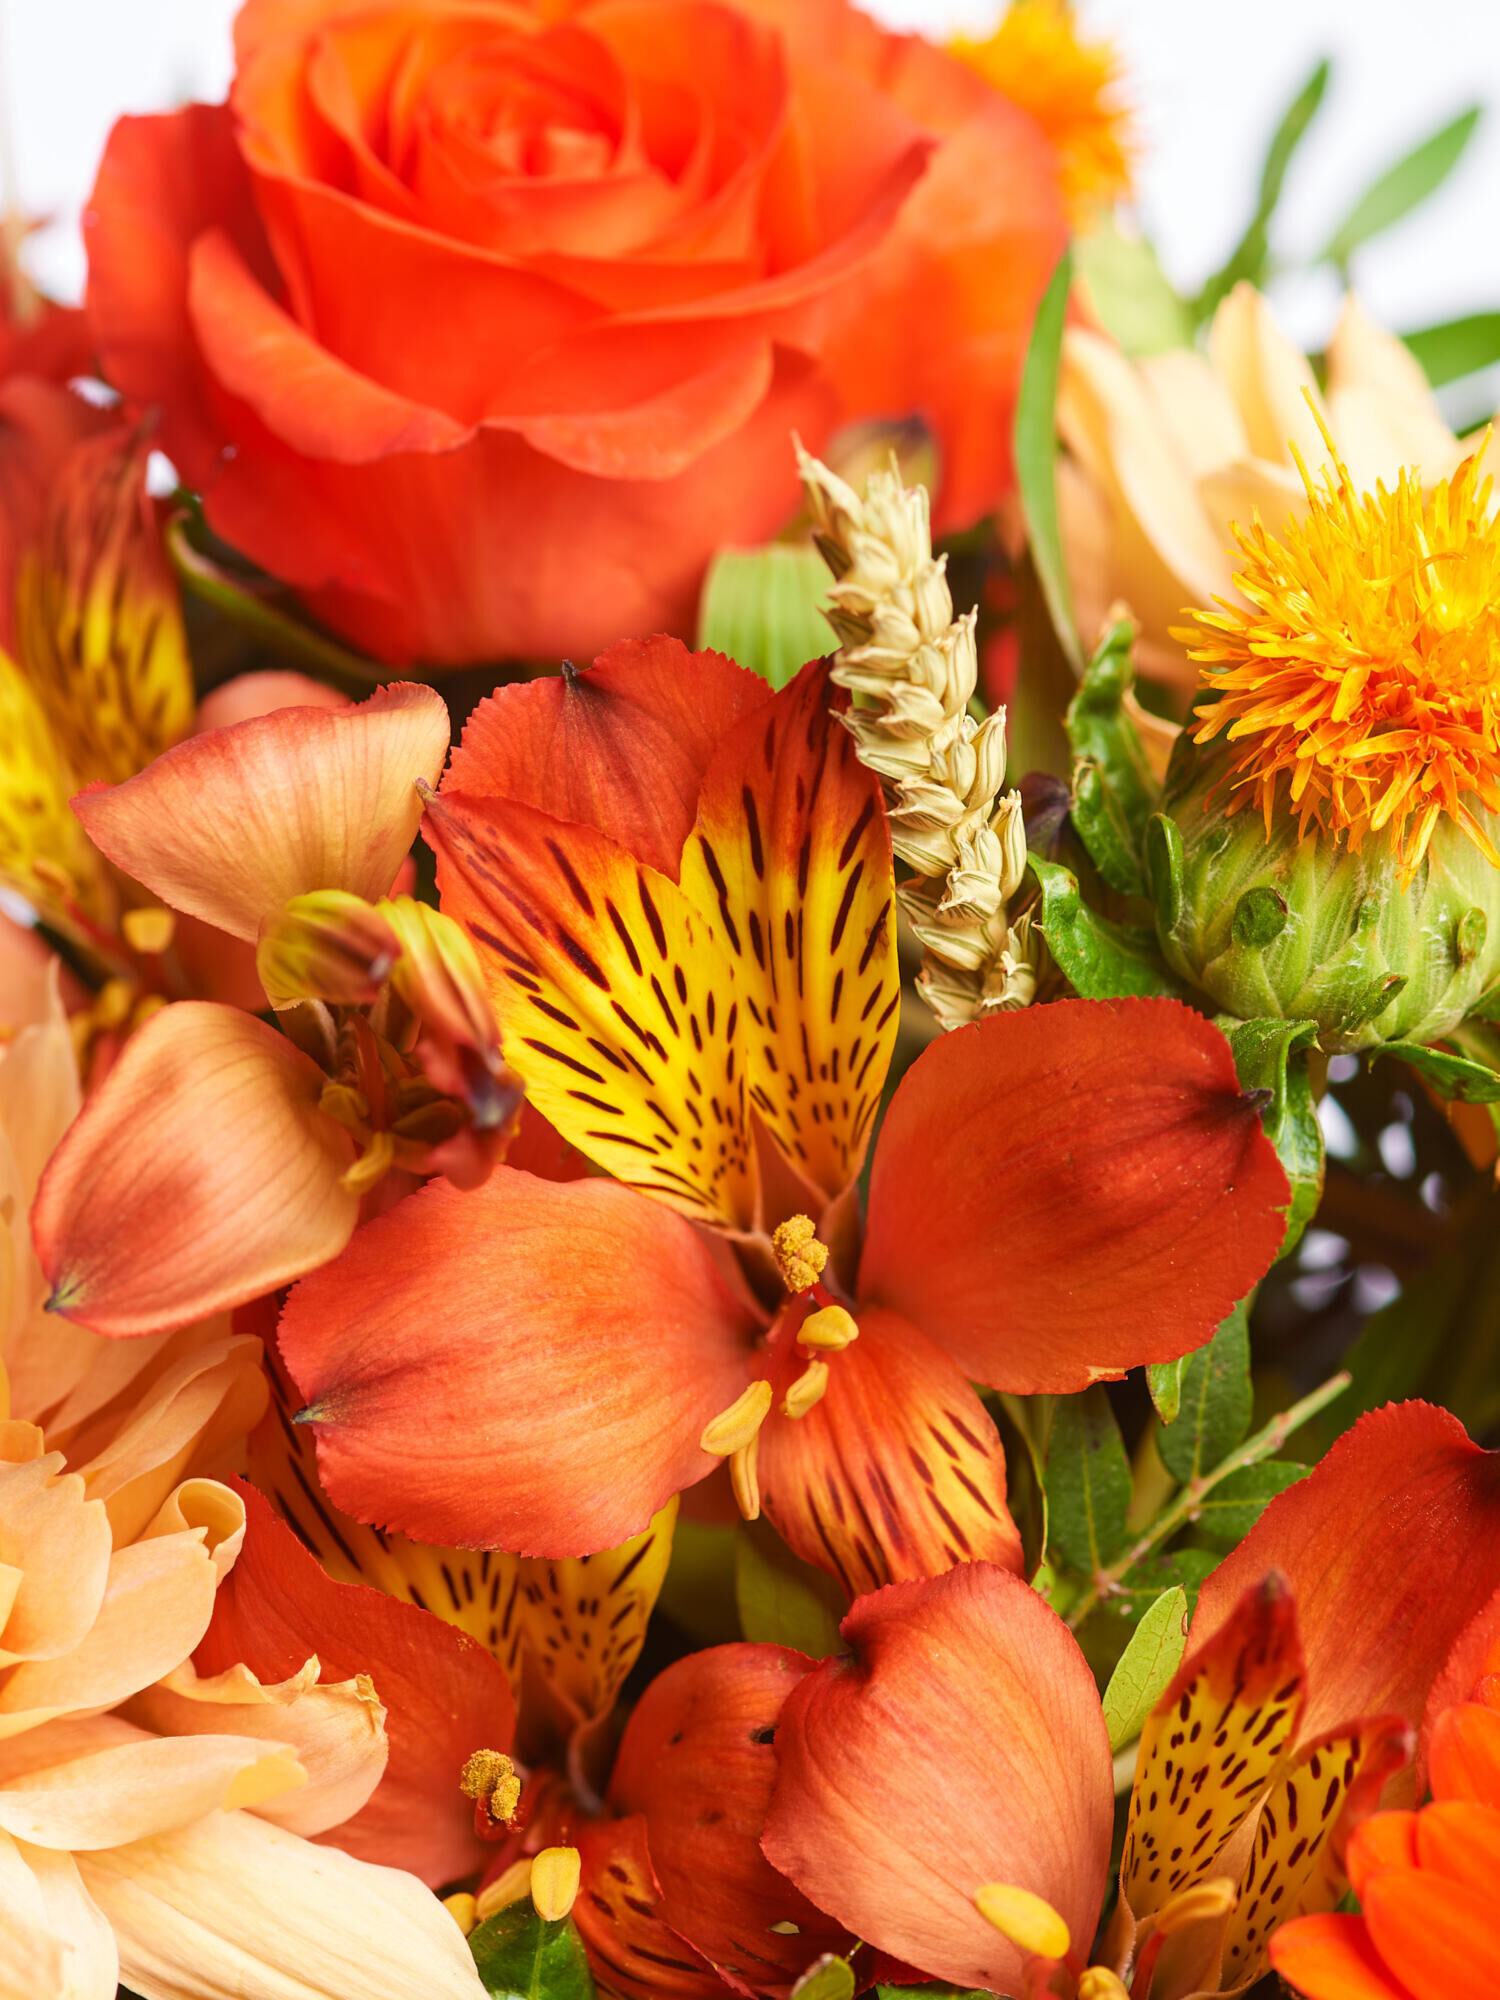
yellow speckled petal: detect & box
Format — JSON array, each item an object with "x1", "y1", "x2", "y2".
[
  {"x1": 1121, "y1": 1575, "x2": 1306, "y2": 1920},
  {"x1": 428, "y1": 790, "x2": 756, "y2": 1227},
  {"x1": 15, "y1": 431, "x2": 193, "y2": 789},
  {"x1": 679, "y1": 661, "x2": 898, "y2": 1203},
  {"x1": 0, "y1": 651, "x2": 102, "y2": 916},
  {"x1": 1220, "y1": 1712, "x2": 1413, "y2": 1988}
]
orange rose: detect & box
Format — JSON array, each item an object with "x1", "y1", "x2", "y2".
[{"x1": 83, "y1": 0, "x2": 1065, "y2": 665}]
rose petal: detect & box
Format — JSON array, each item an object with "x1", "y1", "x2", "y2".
[
  {"x1": 33, "y1": 1004, "x2": 357, "y2": 1338},
  {"x1": 0, "y1": 1828, "x2": 118, "y2": 2000}
]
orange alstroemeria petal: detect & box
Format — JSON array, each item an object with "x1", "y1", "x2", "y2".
[
  {"x1": 1363, "y1": 1868, "x2": 1500, "y2": 2000},
  {"x1": 1270, "y1": 1911, "x2": 1418, "y2": 2000},
  {"x1": 1419, "y1": 1584, "x2": 1500, "y2": 1794},
  {"x1": 445, "y1": 637, "x2": 770, "y2": 878},
  {"x1": 755, "y1": 1307, "x2": 1022, "y2": 1597},
  {"x1": 279, "y1": 1170, "x2": 761, "y2": 1554},
  {"x1": 74, "y1": 681, "x2": 450, "y2": 941},
  {"x1": 1122, "y1": 1575, "x2": 1305, "y2": 1923},
  {"x1": 608, "y1": 1644, "x2": 853, "y2": 1994},
  {"x1": 1190, "y1": 1404, "x2": 1500, "y2": 1749},
  {"x1": 33, "y1": 1004, "x2": 357, "y2": 1337},
  {"x1": 1347, "y1": 1810, "x2": 1421, "y2": 1898},
  {"x1": 1414, "y1": 1799, "x2": 1500, "y2": 1896},
  {"x1": 1221, "y1": 1713, "x2": 1413, "y2": 1989},
  {"x1": 858, "y1": 998, "x2": 1288, "y2": 1392},
  {"x1": 677, "y1": 660, "x2": 899, "y2": 1207},
  {"x1": 763, "y1": 1563, "x2": 1113, "y2": 1995},
  {"x1": 570, "y1": 1816, "x2": 722, "y2": 2000},
  {"x1": 427, "y1": 790, "x2": 758, "y2": 1228},
  {"x1": 1429, "y1": 1701, "x2": 1500, "y2": 1808},
  {"x1": 194, "y1": 1480, "x2": 516, "y2": 1889}
]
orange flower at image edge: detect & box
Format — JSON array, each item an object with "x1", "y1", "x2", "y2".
[{"x1": 83, "y1": 0, "x2": 1066, "y2": 665}]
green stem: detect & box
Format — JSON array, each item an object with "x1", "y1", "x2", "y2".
[{"x1": 1065, "y1": 1371, "x2": 1351, "y2": 1632}]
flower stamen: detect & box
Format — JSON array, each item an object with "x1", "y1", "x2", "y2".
[
  {"x1": 699, "y1": 1380, "x2": 773, "y2": 1458},
  {"x1": 974, "y1": 1882, "x2": 1071, "y2": 1958},
  {"x1": 459, "y1": 1747, "x2": 522, "y2": 1826}
]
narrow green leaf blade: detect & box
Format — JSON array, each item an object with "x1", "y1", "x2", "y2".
[
  {"x1": 1384, "y1": 1038, "x2": 1500, "y2": 1103},
  {"x1": 1157, "y1": 1297, "x2": 1254, "y2": 1485},
  {"x1": 697, "y1": 543, "x2": 832, "y2": 690},
  {"x1": 1226, "y1": 1017, "x2": 1324, "y2": 1254},
  {"x1": 1402, "y1": 311, "x2": 1500, "y2": 389},
  {"x1": 1146, "y1": 1359, "x2": 1184, "y2": 1427},
  {"x1": 470, "y1": 1903, "x2": 597, "y2": 2000},
  {"x1": 1030, "y1": 854, "x2": 1186, "y2": 1000},
  {"x1": 1323, "y1": 106, "x2": 1482, "y2": 267},
  {"x1": 1192, "y1": 1461, "x2": 1309, "y2": 1551},
  {"x1": 1074, "y1": 218, "x2": 1193, "y2": 357},
  {"x1": 1195, "y1": 59, "x2": 1330, "y2": 318},
  {"x1": 1014, "y1": 248, "x2": 1081, "y2": 669},
  {"x1": 1102, "y1": 1585, "x2": 1189, "y2": 1750},
  {"x1": 1046, "y1": 1386, "x2": 1132, "y2": 1576}
]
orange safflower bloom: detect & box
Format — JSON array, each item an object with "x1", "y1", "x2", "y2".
[
  {"x1": 279, "y1": 639, "x2": 1286, "y2": 1582},
  {"x1": 1272, "y1": 1590, "x2": 1500, "y2": 2000},
  {"x1": 954, "y1": 0, "x2": 1134, "y2": 216}
]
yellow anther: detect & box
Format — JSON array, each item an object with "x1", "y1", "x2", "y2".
[
  {"x1": 121, "y1": 905, "x2": 175, "y2": 955},
  {"x1": 699, "y1": 1379, "x2": 773, "y2": 1457},
  {"x1": 339, "y1": 1129, "x2": 396, "y2": 1196},
  {"x1": 1077, "y1": 1971, "x2": 1130, "y2": 2000},
  {"x1": 797, "y1": 1305, "x2": 859, "y2": 1352},
  {"x1": 459, "y1": 1748, "x2": 522, "y2": 1826},
  {"x1": 319, "y1": 1081, "x2": 371, "y2": 1132},
  {"x1": 1156, "y1": 1875, "x2": 1237, "y2": 1936},
  {"x1": 94, "y1": 978, "x2": 134, "y2": 1030},
  {"x1": 730, "y1": 1434, "x2": 762, "y2": 1522},
  {"x1": 772, "y1": 1214, "x2": 829, "y2": 1295},
  {"x1": 781, "y1": 1358, "x2": 830, "y2": 1420},
  {"x1": 443, "y1": 1892, "x2": 477, "y2": 1936},
  {"x1": 475, "y1": 1858, "x2": 535, "y2": 1922},
  {"x1": 531, "y1": 1845, "x2": 581, "y2": 1922},
  {"x1": 974, "y1": 1883, "x2": 1070, "y2": 1959}
]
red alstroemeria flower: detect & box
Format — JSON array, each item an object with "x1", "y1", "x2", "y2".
[
  {"x1": 759, "y1": 1403, "x2": 1500, "y2": 1999},
  {"x1": 32, "y1": 681, "x2": 459, "y2": 1334},
  {"x1": 280, "y1": 638, "x2": 1287, "y2": 1587},
  {"x1": 1272, "y1": 1583, "x2": 1500, "y2": 2000}
]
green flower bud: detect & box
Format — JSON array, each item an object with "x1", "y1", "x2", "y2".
[{"x1": 1147, "y1": 740, "x2": 1500, "y2": 1052}]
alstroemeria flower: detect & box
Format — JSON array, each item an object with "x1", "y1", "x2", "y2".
[
  {"x1": 280, "y1": 638, "x2": 1287, "y2": 1588},
  {"x1": 31, "y1": 680, "x2": 474, "y2": 1336},
  {"x1": 759, "y1": 1403, "x2": 1500, "y2": 1999},
  {"x1": 1272, "y1": 1584, "x2": 1500, "y2": 2000}
]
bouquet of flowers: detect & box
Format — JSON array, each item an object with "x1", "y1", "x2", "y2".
[{"x1": 3, "y1": 4, "x2": 1498, "y2": 1997}]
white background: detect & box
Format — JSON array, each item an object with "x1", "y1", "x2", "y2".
[{"x1": 7, "y1": 0, "x2": 1500, "y2": 367}]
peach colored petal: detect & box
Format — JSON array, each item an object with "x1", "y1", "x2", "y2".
[
  {"x1": 1209, "y1": 280, "x2": 1328, "y2": 468},
  {"x1": 73, "y1": 682, "x2": 450, "y2": 942},
  {"x1": 79, "y1": 1808, "x2": 488, "y2": 2000},
  {"x1": 0, "y1": 959, "x2": 79, "y2": 1207},
  {"x1": 1327, "y1": 292, "x2": 1442, "y2": 412},
  {"x1": 127, "y1": 1656, "x2": 386, "y2": 1837},
  {"x1": 1197, "y1": 457, "x2": 1307, "y2": 556},
  {"x1": 1138, "y1": 347, "x2": 1251, "y2": 477},
  {"x1": 33, "y1": 1003, "x2": 357, "y2": 1337},
  {"x1": 0, "y1": 1829, "x2": 117, "y2": 1999},
  {"x1": 0, "y1": 1729, "x2": 305, "y2": 1849},
  {"x1": 1325, "y1": 383, "x2": 1469, "y2": 499},
  {"x1": 65, "y1": 1335, "x2": 267, "y2": 1545},
  {"x1": 139, "y1": 1478, "x2": 248, "y2": 1584},
  {"x1": 0, "y1": 1454, "x2": 110, "y2": 1668},
  {"x1": 194, "y1": 672, "x2": 351, "y2": 733},
  {"x1": 0, "y1": 1530, "x2": 215, "y2": 1736}
]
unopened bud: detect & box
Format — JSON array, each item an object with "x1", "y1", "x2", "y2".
[
  {"x1": 530, "y1": 1846, "x2": 581, "y2": 1922},
  {"x1": 797, "y1": 1305, "x2": 858, "y2": 1352},
  {"x1": 257, "y1": 891, "x2": 398, "y2": 1010}
]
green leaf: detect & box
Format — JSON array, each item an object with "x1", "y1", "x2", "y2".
[
  {"x1": 877, "y1": 1988, "x2": 995, "y2": 1999},
  {"x1": 1157, "y1": 1298, "x2": 1253, "y2": 1485},
  {"x1": 1046, "y1": 1386, "x2": 1132, "y2": 1576},
  {"x1": 697, "y1": 543, "x2": 832, "y2": 690},
  {"x1": 1014, "y1": 248, "x2": 1081, "y2": 670},
  {"x1": 1322, "y1": 106, "x2": 1482, "y2": 269},
  {"x1": 1195, "y1": 58, "x2": 1330, "y2": 319},
  {"x1": 470, "y1": 1903, "x2": 596, "y2": 2000},
  {"x1": 792, "y1": 1957, "x2": 857, "y2": 2000},
  {"x1": 1192, "y1": 1461, "x2": 1308, "y2": 1551},
  {"x1": 1029, "y1": 854, "x2": 1185, "y2": 1001},
  {"x1": 1145, "y1": 1359, "x2": 1184, "y2": 1427},
  {"x1": 1074, "y1": 217, "x2": 1193, "y2": 357},
  {"x1": 1383, "y1": 1039, "x2": 1500, "y2": 1103},
  {"x1": 988, "y1": 1393, "x2": 1048, "y2": 1579},
  {"x1": 1102, "y1": 1584, "x2": 1189, "y2": 1750},
  {"x1": 1107, "y1": 1547, "x2": 1222, "y2": 1621},
  {"x1": 1065, "y1": 621, "x2": 1160, "y2": 896},
  {"x1": 655, "y1": 1518, "x2": 740, "y2": 1646},
  {"x1": 1402, "y1": 311, "x2": 1500, "y2": 389},
  {"x1": 1225, "y1": 1017, "x2": 1324, "y2": 1254},
  {"x1": 735, "y1": 1521, "x2": 844, "y2": 1658}
]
